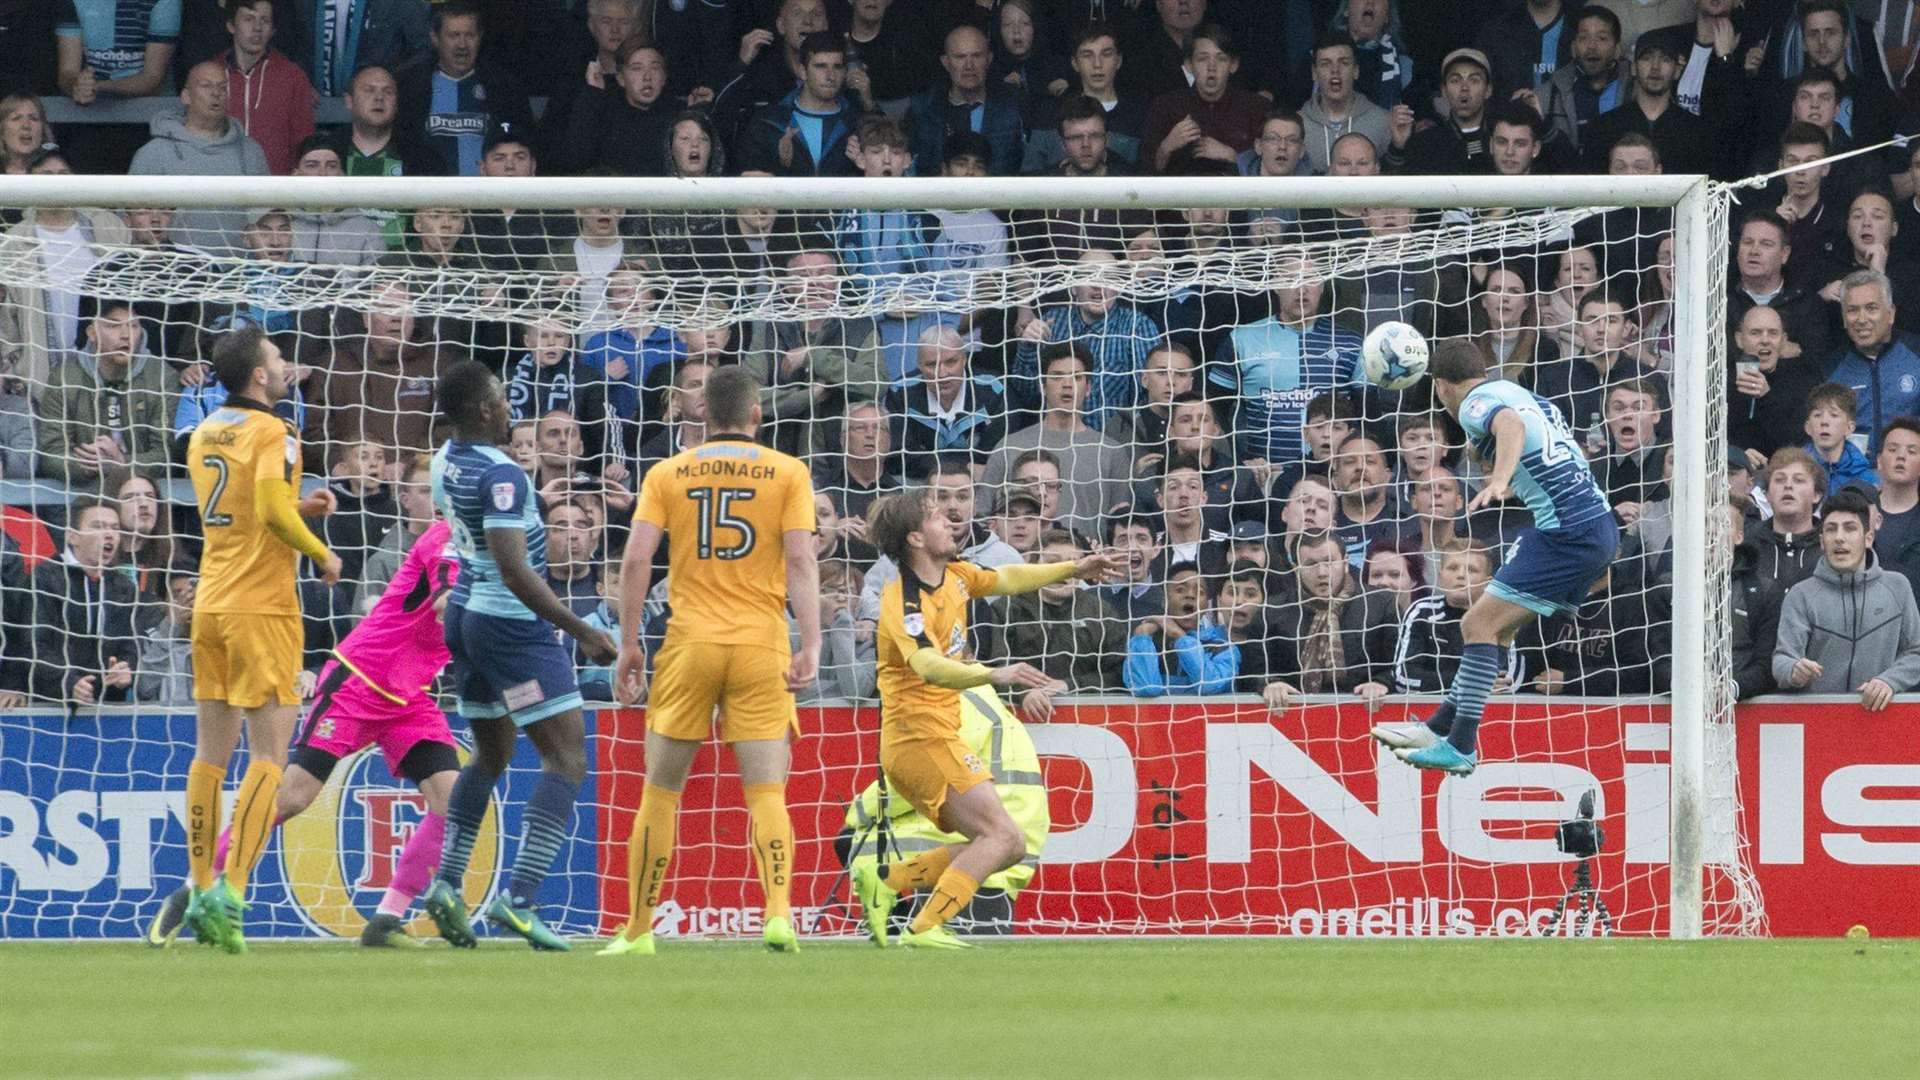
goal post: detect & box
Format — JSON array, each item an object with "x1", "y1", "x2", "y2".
[{"x1": 0, "y1": 172, "x2": 1747, "y2": 939}]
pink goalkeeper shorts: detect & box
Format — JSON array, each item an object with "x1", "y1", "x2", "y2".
[{"x1": 295, "y1": 659, "x2": 455, "y2": 772}]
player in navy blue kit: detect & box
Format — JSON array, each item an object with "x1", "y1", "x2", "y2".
[
  {"x1": 1373, "y1": 339, "x2": 1619, "y2": 775},
  {"x1": 421, "y1": 361, "x2": 617, "y2": 950}
]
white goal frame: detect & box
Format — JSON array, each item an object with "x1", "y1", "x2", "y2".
[{"x1": 0, "y1": 172, "x2": 1725, "y2": 939}]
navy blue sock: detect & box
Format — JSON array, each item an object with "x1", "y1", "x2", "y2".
[
  {"x1": 1424, "y1": 699, "x2": 1456, "y2": 736},
  {"x1": 1446, "y1": 643, "x2": 1503, "y2": 755},
  {"x1": 436, "y1": 763, "x2": 498, "y2": 890},
  {"x1": 509, "y1": 771, "x2": 580, "y2": 905}
]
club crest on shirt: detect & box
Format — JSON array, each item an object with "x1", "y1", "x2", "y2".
[
  {"x1": 492, "y1": 482, "x2": 516, "y2": 511},
  {"x1": 1466, "y1": 398, "x2": 1490, "y2": 422},
  {"x1": 963, "y1": 753, "x2": 985, "y2": 775}
]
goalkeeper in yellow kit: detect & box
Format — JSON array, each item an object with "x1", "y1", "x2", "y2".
[{"x1": 855, "y1": 490, "x2": 1120, "y2": 948}]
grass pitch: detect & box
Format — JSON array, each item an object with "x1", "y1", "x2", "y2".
[{"x1": 5, "y1": 938, "x2": 1914, "y2": 1079}]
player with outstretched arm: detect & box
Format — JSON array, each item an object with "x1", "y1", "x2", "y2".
[
  {"x1": 420, "y1": 362, "x2": 617, "y2": 951},
  {"x1": 599, "y1": 367, "x2": 821, "y2": 957},
  {"x1": 149, "y1": 519, "x2": 464, "y2": 948},
  {"x1": 1372, "y1": 339, "x2": 1619, "y2": 775},
  {"x1": 851, "y1": 490, "x2": 1121, "y2": 948}
]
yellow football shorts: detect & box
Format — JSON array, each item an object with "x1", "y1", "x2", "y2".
[
  {"x1": 880, "y1": 732, "x2": 992, "y2": 830},
  {"x1": 647, "y1": 640, "x2": 799, "y2": 743},
  {"x1": 191, "y1": 612, "x2": 303, "y2": 708}
]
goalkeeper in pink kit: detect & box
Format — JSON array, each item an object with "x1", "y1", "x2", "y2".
[{"x1": 148, "y1": 521, "x2": 464, "y2": 947}]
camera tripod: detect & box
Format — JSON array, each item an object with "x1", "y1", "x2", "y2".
[{"x1": 1542, "y1": 858, "x2": 1614, "y2": 937}]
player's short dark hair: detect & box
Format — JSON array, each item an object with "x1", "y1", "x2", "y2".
[
  {"x1": 1820, "y1": 488, "x2": 1874, "y2": 530},
  {"x1": 1427, "y1": 337, "x2": 1487, "y2": 384},
  {"x1": 1572, "y1": 4, "x2": 1621, "y2": 40},
  {"x1": 704, "y1": 364, "x2": 761, "y2": 432},
  {"x1": 1881, "y1": 416, "x2": 1920, "y2": 446},
  {"x1": 867, "y1": 489, "x2": 931, "y2": 566},
  {"x1": 799, "y1": 30, "x2": 845, "y2": 67},
  {"x1": 211, "y1": 325, "x2": 270, "y2": 394},
  {"x1": 1807, "y1": 382, "x2": 1859, "y2": 420},
  {"x1": 1057, "y1": 94, "x2": 1109, "y2": 133},
  {"x1": 437, "y1": 359, "x2": 501, "y2": 430}
]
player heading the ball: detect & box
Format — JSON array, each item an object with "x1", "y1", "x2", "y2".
[
  {"x1": 853, "y1": 490, "x2": 1122, "y2": 948},
  {"x1": 1372, "y1": 338, "x2": 1618, "y2": 776},
  {"x1": 600, "y1": 366, "x2": 821, "y2": 957}
]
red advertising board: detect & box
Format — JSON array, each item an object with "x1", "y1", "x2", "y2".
[{"x1": 592, "y1": 698, "x2": 1919, "y2": 938}]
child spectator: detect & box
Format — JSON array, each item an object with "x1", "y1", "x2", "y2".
[
  {"x1": 135, "y1": 568, "x2": 196, "y2": 705},
  {"x1": 1728, "y1": 494, "x2": 1781, "y2": 701},
  {"x1": 1392, "y1": 541, "x2": 1515, "y2": 694},
  {"x1": 318, "y1": 440, "x2": 397, "y2": 583},
  {"x1": 1101, "y1": 508, "x2": 1165, "y2": 623},
  {"x1": 1124, "y1": 560, "x2": 1239, "y2": 696},
  {"x1": 1775, "y1": 489, "x2": 1920, "y2": 710},
  {"x1": 1363, "y1": 542, "x2": 1424, "y2": 619},
  {"x1": 1803, "y1": 382, "x2": 1880, "y2": 494},
  {"x1": 740, "y1": 31, "x2": 858, "y2": 177},
  {"x1": 1874, "y1": 418, "x2": 1920, "y2": 597},
  {"x1": 507, "y1": 320, "x2": 610, "y2": 462},
  {"x1": 1142, "y1": 23, "x2": 1267, "y2": 174},
  {"x1": 992, "y1": 490, "x2": 1047, "y2": 556},
  {"x1": 1754, "y1": 447, "x2": 1828, "y2": 607},
  {"x1": 508, "y1": 420, "x2": 538, "y2": 477},
  {"x1": 579, "y1": 558, "x2": 623, "y2": 703},
  {"x1": 1219, "y1": 560, "x2": 1285, "y2": 692}
]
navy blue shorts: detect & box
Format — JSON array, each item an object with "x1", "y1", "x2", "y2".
[
  {"x1": 1489, "y1": 514, "x2": 1620, "y2": 617},
  {"x1": 443, "y1": 605, "x2": 583, "y2": 727}
]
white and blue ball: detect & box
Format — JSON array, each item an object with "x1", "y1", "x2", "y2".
[{"x1": 1361, "y1": 321, "x2": 1430, "y2": 390}]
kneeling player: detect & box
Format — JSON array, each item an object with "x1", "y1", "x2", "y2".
[
  {"x1": 837, "y1": 685, "x2": 1047, "y2": 938},
  {"x1": 148, "y1": 520, "x2": 463, "y2": 947},
  {"x1": 852, "y1": 491, "x2": 1119, "y2": 948}
]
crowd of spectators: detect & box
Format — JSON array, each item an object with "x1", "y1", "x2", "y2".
[{"x1": 4, "y1": 0, "x2": 1920, "y2": 714}]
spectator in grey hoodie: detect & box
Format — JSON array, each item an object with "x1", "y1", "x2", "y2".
[
  {"x1": 128, "y1": 60, "x2": 271, "y2": 255},
  {"x1": 286, "y1": 136, "x2": 387, "y2": 266},
  {"x1": 1774, "y1": 489, "x2": 1920, "y2": 710},
  {"x1": 137, "y1": 568, "x2": 197, "y2": 706},
  {"x1": 1299, "y1": 33, "x2": 1395, "y2": 174}
]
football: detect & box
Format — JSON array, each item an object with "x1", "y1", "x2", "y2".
[{"x1": 1361, "y1": 320, "x2": 1430, "y2": 390}]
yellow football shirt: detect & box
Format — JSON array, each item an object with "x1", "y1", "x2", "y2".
[
  {"x1": 187, "y1": 399, "x2": 305, "y2": 616},
  {"x1": 634, "y1": 434, "x2": 817, "y2": 653},
  {"x1": 876, "y1": 560, "x2": 1000, "y2": 742}
]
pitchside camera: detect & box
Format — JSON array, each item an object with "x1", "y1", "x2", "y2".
[{"x1": 1555, "y1": 790, "x2": 1604, "y2": 860}]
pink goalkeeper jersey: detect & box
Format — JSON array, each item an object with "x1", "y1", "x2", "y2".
[{"x1": 331, "y1": 520, "x2": 458, "y2": 704}]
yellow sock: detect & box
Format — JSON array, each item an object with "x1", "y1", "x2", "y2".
[
  {"x1": 909, "y1": 866, "x2": 979, "y2": 935},
  {"x1": 224, "y1": 760, "x2": 283, "y2": 893},
  {"x1": 626, "y1": 783, "x2": 680, "y2": 940},
  {"x1": 186, "y1": 760, "x2": 225, "y2": 891},
  {"x1": 743, "y1": 782, "x2": 793, "y2": 921},
  {"x1": 881, "y1": 846, "x2": 954, "y2": 892}
]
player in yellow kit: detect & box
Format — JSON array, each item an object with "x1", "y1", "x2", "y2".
[
  {"x1": 181, "y1": 327, "x2": 341, "y2": 953},
  {"x1": 600, "y1": 366, "x2": 821, "y2": 956},
  {"x1": 853, "y1": 489, "x2": 1121, "y2": 948}
]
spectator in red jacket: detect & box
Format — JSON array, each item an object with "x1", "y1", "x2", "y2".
[{"x1": 221, "y1": 0, "x2": 317, "y2": 175}]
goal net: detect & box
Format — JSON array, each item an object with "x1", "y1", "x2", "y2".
[{"x1": 0, "y1": 174, "x2": 1759, "y2": 940}]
